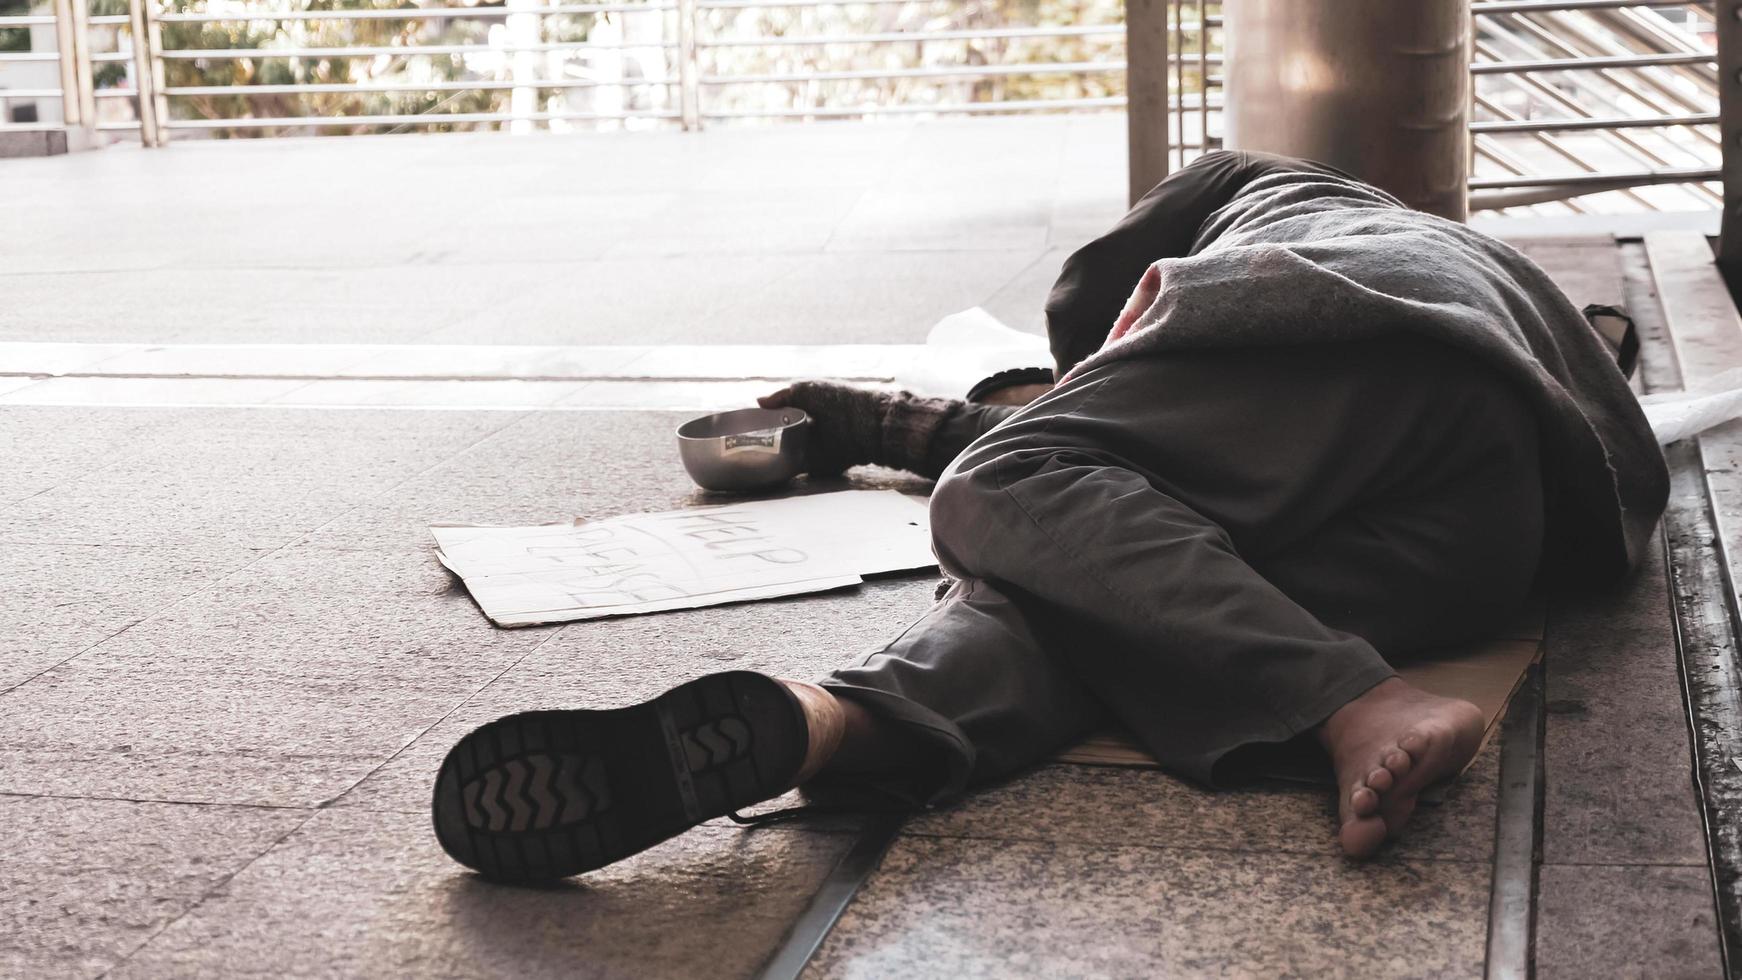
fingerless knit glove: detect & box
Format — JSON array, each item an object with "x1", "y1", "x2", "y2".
[{"x1": 757, "y1": 381, "x2": 960, "y2": 477}]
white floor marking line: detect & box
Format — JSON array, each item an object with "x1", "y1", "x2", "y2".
[
  {"x1": 0, "y1": 376, "x2": 899, "y2": 412},
  {"x1": 0, "y1": 338, "x2": 1052, "y2": 410},
  {"x1": 0, "y1": 342, "x2": 930, "y2": 383}
]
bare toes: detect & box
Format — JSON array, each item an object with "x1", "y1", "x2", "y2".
[
  {"x1": 1350, "y1": 784, "x2": 1379, "y2": 817},
  {"x1": 1366, "y1": 767, "x2": 1394, "y2": 794},
  {"x1": 1382, "y1": 796, "x2": 1419, "y2": 836},
  {"x1": 1399, "y1": 731, "x2": 1431, "y2": 758},
  {"x1": 1339, "y1": 814, "x2": 1388, "y2": 859},
  {"x1": 1383, "y1": 748, "x2": 1412, "y2": 777}
]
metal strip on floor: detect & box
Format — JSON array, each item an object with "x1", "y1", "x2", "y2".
[
  {"x1": 753, "y1": 812, "x2": 906, "y2": 980},
  {"x1": 1648, "y1": 230, "x2": 1742, "y2": 977},
  {"x1": 1485, "y1": 663, "x2": 1544, "y2": 980},
  {"x1": 1665, "y1": 440, "x2": 1742, "y2": 979}
]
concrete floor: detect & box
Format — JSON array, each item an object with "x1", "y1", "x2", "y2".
[{"x1": 0, "y1": 116, "x2": 1724, "y2": 978}]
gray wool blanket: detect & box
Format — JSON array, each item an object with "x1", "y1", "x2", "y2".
[{"x1": 1060, "y1": 170, "x2": 1669, "y2": 586}]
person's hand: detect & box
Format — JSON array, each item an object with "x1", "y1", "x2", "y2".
[{"x1": 758, "y1": 381, "x2": 890, "y2": 476}]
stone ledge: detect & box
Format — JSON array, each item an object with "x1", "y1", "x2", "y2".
[
  {"x1": 0, "y1": 129, "x2": 68, "y2": 158},
  {"x1": 0, "y1": 127, "x2": 105, "y2": 159}
]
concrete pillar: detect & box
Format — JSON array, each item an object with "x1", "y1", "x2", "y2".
[
  {"x1": 1125, "y1": 0, "x2": 1171, "y2": 205},
  {"x1": 507, "y1": 0, "x2": 539, "y2": 135},
  {"x1": 1223, "y1": 0, "x2": 1471, "y2": 221},
  {"x1": 1717, "y1": 0, "x2": 1742, "y2": 278}
]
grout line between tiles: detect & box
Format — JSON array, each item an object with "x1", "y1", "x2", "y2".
[
  {"x1": 0, "y1": 408, "x2": 540, "y2": 698},
  {"x1": 69, "y1": 419, "x2": 563, "y2": 979},
  {"x1": 318, "y1": 624, "x2": 572, "y2": 809},
  {"x1": 95, "y1": 807, "x2": 327, "y2": 979},
  {"x1": 1, "y1": 409, "x2": 196, "y2": 510},
  {"x1": 0, "y1": 791, "x2": 315, "y2": 812},
  {"x1": 889, "y1": 824, "x2": 1494, "y2": 865}
]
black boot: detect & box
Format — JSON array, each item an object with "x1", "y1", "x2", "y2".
[{"x1": 431, "y1": 670, "x2": 809, "y2": 882}]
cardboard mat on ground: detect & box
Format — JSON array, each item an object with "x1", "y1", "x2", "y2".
[
  {"x1": 1055, "y1": 603, "x2": 1546, "y2": 783},
  {"x1": 433, "y1": 490, "x2": 935, "y2": 627},
  {"x1": 435, "y1": 487, "x2": 1542, "y2": 785}
]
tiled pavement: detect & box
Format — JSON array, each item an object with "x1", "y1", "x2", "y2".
[{"x1": 0, "y1": 117, "x2": 1725, "y2": 977}]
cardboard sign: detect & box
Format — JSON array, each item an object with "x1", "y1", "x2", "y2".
[{"x1": 433, "y1": 490, "x2": 936, "y2": 627}]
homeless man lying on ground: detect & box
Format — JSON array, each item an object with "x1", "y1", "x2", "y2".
[{"x1": 431, "y1": 150, "x2": 1669, "y2": 873}]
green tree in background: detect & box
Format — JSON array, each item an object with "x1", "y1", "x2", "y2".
[
  {"x1": 1, "y1": 0, "x2": 32, "y2": 53},
  {"x1": 697, "y1": 0, "x2": 1216, "y2": 119},
  {"x1": 90, "y1": 0, "x2": 127, "y2": 88},
  {"x1": 98, "y1": 0, "x2": 603, "y2": 136},
  {"x1": 90, "y1": 0, "x2": 1214, "y2": 137}
]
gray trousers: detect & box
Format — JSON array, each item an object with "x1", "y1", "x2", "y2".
[{"x1": 823, "y1": 336, "x2": 1544, "y2": 801}]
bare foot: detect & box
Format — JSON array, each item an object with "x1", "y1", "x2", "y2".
[
  {"x1": 1317, "y1": 677, "x2": 1484, "y2": 859},
  {"x1": 779, "y1": 679, "x2": 845, "y2": 784},
  {"x1": 779, "y1": 681, "x2": 938, "y2": 781}
]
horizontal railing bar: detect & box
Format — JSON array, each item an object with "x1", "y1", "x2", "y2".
[
  {"x1": 0, "y1": 52, "x2": 60, "y2": 62},
  {"x1": 0, "y1": 14, "x2": 56, "y2": 25},
  {"x1": 1471, "y1": 52, "x2": 1715, "y2": 72},
  {"x1": 156, "y1": 3, "x2": 673, "y2": 22},
  {"x1": 704, "y1": 95, "x2": 1129, "y2": 116},
  {"x1": 694, "y1": 0, "x2": 1218, "y2": 27},
  {"x1": 0, "y1": 88, "x2": 65, "y2": 98},
  {"x1": 704, "y1": 94, "x2": 1221, "y2": 117},
  {"x1": 681, "y1": 1, "x2": 1227, "y2": 31},
  {"x1": 1472, "y1": 112, "x2": 1719, "y2": 132},
  {"x1": 88, "y1": 89, "x2": 1220, "y2": 111},
  {"x1": 163, "y1": 109, "x2": 681, "y2": 128},
  {"x1": 1468, "y1": 166, "x2": 1721, "y2": 188},
  {"x1": 701, "y1": 0, "x2": 938, "y2": 6},
  {"x1": 1472, "y1": 0, "x2": 1708, "y2": 11},
  {"x1": 90, "y1": 1, "x2": 1182, "y2": 21},
  {"x1": 155, "y1": 41, "x2": 678, "y2": 58},
  {"x1": 701, "y1": 60, "x2": 1125, "y2": 83},
  {"x1": 701, "y1": 25, "x2": 1134, "y2": 46},
  {"x1": 157, "y1": 77, "x2": 676, "y2": 95},
  {"x1": 85, "y1": 95, "x2": 1205, "y2": 129},
  {"x1": 83, "y1": 8, "x2": 1206, "y2": 29},
  {"x1": 0, "y1": 120, "x2": 67, "y2": 131}
]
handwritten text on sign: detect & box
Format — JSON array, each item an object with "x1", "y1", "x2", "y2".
[
  {"x1": 431, "y1": 490, "x2": 935, "y2": 627},
  {"x1": 523, "y1": 511, "x2": 812, "y2": 607}
]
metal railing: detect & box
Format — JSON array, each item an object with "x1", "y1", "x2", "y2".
[
  {"x1": 0, "y1": 0, "x2": 1725, "y2": 217},
  {"x1": 0, "y1": 0, "x2": 1159, "y2": 139},
  {"x1": 1465, "y1": 0, "x2": 1720, "y2": 213},
  {"x1": 0, "y1": 0, "x2": 92, "y2": 130}
]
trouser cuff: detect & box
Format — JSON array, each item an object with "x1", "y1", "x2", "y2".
[
  {"x1": 816, "y1": 681, "x2": 978, "y2": 806},
  {"x1": 1202, "y1": 660, "x2": 1398, "y2": 787}
]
